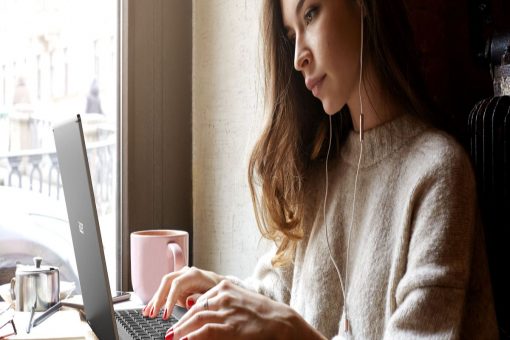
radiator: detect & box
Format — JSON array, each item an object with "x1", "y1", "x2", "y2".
[{"x1": 468, "y1": 94, "x2": 510, "y2": 337}]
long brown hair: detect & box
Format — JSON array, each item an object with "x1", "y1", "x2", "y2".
[{"x1": 249, "y1": 0, "x2": 432, "y2": 267}]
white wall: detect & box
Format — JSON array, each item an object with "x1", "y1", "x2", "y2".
[{"x1": 192, "y1": 0, "x2": 270, "y2": 278}]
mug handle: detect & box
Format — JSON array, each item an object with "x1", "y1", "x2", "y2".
[{"x1": 167, "y1": 243, "x2": 185, "y2": 271}]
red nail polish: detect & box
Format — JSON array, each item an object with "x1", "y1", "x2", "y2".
[
  {"x1": 163, "y1": 308, "x2": 168, "y2": 320},
  {"x1": 165, "y1": 329, "x2": 174, "y2": 340},
  {"x1": 150, "y1": 306, "x2": 155, "y2": 317},
  {"x1": 142, "y1": 306, "x2": 147, "y2": 314},
  {"x1": 181, "y1": 337, "x2": 188, "y2": 340},
  {"x1": 187, "y1": 299, "x2": 195, "y2": 308}
]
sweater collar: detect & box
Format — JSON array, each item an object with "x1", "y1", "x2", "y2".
[{"x1": 340, "y1": 114, "x2": 428, "y2": 168}]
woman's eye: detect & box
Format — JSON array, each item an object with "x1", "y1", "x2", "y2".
[{"x1": 304, "y1": 6, "x2": 318, "y2": 25}]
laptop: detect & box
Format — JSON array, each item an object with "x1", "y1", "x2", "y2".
[{"x1": 53, "y1": 114, "x2": 186, "y2": 339}]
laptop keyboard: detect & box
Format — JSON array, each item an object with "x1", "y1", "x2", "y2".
[{"x1": 115, "y1": 309, "x2": 178, "y2": 340}]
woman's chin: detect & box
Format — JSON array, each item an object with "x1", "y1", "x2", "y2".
[{"x1": 321, "y1": 100, "x2": 342, "y2": 116}]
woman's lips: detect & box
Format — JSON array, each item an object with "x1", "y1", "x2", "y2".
[{"x1": 306, "y1": 75, "x2": 326, "y2": 97}]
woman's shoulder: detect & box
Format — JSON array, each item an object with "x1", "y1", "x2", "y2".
[
  {"x1": 412, "y1": 123, "x2": 468, "y2": 160},
  {"x1": 404, "y1": 119, "x2": 474, "y2": 178}
]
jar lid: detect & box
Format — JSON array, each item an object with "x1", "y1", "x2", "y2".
[{"x1": 15, "y1": 257, "x2": 58, "y2": 274}]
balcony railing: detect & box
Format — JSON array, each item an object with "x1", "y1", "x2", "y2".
[{"x1": 0, "y1": 138, "x2": 116, "y2": 214}]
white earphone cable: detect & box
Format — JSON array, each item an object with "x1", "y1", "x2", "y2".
[
  {"x1": 324, "y1": 114, "x2": 346, "y2": 304},
  {"x1": 323, "y1": 3, "x2": 364, "y2": 335}
]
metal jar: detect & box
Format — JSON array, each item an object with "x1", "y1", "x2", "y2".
[{"x1": 10, "y1": 257, "x2": 60, "y2": 311}]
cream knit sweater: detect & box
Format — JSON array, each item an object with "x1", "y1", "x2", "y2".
[{"x1": 233, "y1": 114, "x2": 498, "y2": 339}]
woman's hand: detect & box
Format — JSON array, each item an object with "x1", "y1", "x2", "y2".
[
  {"x1": 165, "y1": 279, "x2": 326, "y2": 340},
  {"x1": 142, "y1": 266, "x2": 224, "y2": 319}
]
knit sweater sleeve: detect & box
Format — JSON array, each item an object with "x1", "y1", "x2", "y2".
[
  {"x1": 381, "y1": 144, "x2": 477, "y2": 339},
  {"x1": 224, "y1": 246, "x2": 293, "y2": 304}
]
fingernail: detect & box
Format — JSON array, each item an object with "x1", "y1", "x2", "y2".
[
  {"x1": 187, "y1": 299, "x2": 195, "y2": 308},
  {"x1": 142, "y1": 306, "x2": 147, "y2": 314},
  {"x1": 163, "y1": 308, "x2": 168, "y2": 320},
  {"x1": 180, "y1": 337, "x2": 188, "y2": 340},
  {"x1": 165, "y1": 329, "x2": 174, "y2": 340},
  {"x1": 150, "y1": 306, "x2": 155, "y2": 317}
]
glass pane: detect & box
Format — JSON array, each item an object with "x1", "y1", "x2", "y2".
[{"x1": 0, "y1": 0, "x2": 118, "y2": 293}]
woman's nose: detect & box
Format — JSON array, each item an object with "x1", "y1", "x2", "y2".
[{"x1": 294, "y1": 36, "x2": 311, "y2": 71}]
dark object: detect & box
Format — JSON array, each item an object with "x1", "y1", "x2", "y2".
[
  {"x1": 489, "y1": 31, "x2": 510, "y2": 72},
  {"x1": 468, "y1": 95, "x2": 510, "y2": 338},
  {"x1": 494, "y1": 42, "x2": 510, "y2": 96},
  {"x1": 112, "y1": 291, "x2": 131, "y2": 303},
  {"x1": 469, "y1": 0, "x2": 493, "y2": 66},
  {"x1": 54, "y1": 115, "x2": 118, "y2": 339},
  {"x1": 467, "y1": 16, "x2": 510, "y2": 337},
  {"x1": 115, "y1": 309, "x2": 179, "y2": 340},
  {"x1": 0, "y1": 267, "x2": 15, "y2": 286},
  {"x1": 53, "y1": 115, "x2": 185, "y2": 339}
]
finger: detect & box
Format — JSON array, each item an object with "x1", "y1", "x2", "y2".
[
  {"x1": 161, "y1": 275, "x2": 193, "y2": 320},
  {"x1": 145, "y1": 272, "x2": 180, "y2": 317},
  {"x1": 162, "y1": 267, "x2": 213, "y2": 320},
  {"x1": 145, "y1": 266, "x2": 189, "y2": 318},
  {"x1": 182, "y1": 323, "x2": 231, "y2": 340},
  {"x1": 169, "y1": 312, "x2": 229, "y2": 340},
  {"x1": 143, "y1": 297, "x2": 157, "y2": 317},
  {"x1": 186, "y1": 293, "x2": 202, "y2": 310},
  {"x1": 143, "y1": 279, "x2": 172, "y2": 317},
  {"x1": 175, "y1": 280, "x2": 241, "y2": 325},
  {"x1": 193, "y1": 279, "x2": 232, "y2": 302},
  {"x1": 174, "y1": 292, "x2": 226, "y2": 327}
]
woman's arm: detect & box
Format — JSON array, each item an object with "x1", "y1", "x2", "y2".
[
  {"x1": 144, "y1": 242, "x2": 293, "y2": 318},
  {"x1": 168, "y1": 280, "x2": 326, "y2": 340},
  {"x1": 224, "y1": 246, "x2": 294, "y2": 304},
  {"x1": 381, "y1": 146, "x2": 493, "y2": 339}
]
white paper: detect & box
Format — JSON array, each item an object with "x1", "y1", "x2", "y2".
[{"x1": 7, "y1": 309, "x2": 91, "y2": 340}]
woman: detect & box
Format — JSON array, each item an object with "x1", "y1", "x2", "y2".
[{"x1": 143, "y1": 0, "x2": 498, "y2": 338}]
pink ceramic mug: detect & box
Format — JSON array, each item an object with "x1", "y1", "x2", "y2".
[{"x1": 131, "y1": 229, "x2": 189, "y2": 304}]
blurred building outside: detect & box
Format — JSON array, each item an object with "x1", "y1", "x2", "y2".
[{"x1": 0, "y1": 0, "x2": 118, "y2": 291}]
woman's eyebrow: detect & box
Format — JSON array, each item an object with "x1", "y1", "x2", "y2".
[
  {"x1": 295, "y1": 0, "x2": 306, "y2": 15},
  {"x1": 283, "y1": 0, "x2": 306, "y2": 34}
]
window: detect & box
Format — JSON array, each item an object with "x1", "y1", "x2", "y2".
[
  {"x1": 36, "y1": 55, "x2": 41, "y2": 101},
  {"x1": 64, "y1": 48, "x2": 68, "y2": 96},
  {"x1": 0, "y1": 0, "x2": 118, "y2": 292},
  {"x1": 1, "y1": 64, "x2": 5, "y2": 105}
]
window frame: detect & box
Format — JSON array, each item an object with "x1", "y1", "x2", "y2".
[{"x1": 119, "y1": 0, "x2": 192, "y2": 291}]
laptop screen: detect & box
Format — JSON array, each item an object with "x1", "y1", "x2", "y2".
[{"x1": 53, "y1": 115, "x2": 119, "y2": 339}]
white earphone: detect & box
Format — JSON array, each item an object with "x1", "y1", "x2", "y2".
[{"x1": 324, "y1": 1, "x2": 364, "y2": 336}]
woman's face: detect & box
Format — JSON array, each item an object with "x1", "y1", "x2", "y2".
[{"x1": 281, "y1": 0, "x2": 362, "y2": 115}]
